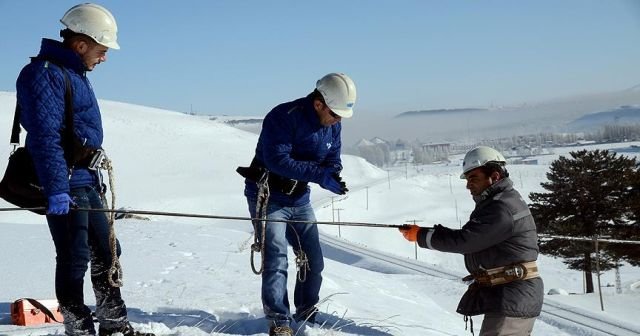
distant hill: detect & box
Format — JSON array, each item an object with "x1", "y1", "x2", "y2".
[
  {"x1": 395, "y1": 108, "x2": 488, "y2": 118},
  {"x1": 567, "y1": 105, "x2": 640, "y2": 131},
  {"x1": 209, "y1": 115, "x2": 264, "y2": 135},
  {"x1": 628, "y1": 83, "x2": 640, "y2": 92},
  {"x1": 346, "y1": 87, "x2": 640, "y2": 145}
]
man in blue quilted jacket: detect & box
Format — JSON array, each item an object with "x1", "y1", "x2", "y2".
[
  {"x1": 16, "y1": 4, "x2": 151, "y2": 336},
  {"x1": 241, "y1": 73, "x2": 356, "y2": 336}
]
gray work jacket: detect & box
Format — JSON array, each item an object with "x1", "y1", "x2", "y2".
[{"x1": 418, "y1": 178, "x2": 544, "y2": 317}]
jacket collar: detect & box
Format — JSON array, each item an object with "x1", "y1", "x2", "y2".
[
  {"x1": 473, "y1": 177, "x2": 513, "y2": 203},
  {"x1": 36, "y1": 38, "x2": 86, "y2": 73},
  {"x1": 302, "y1": 95, "x2": 323, "y2": 127}
]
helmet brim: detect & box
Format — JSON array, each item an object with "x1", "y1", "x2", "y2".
[
  {"x1": 97, "y1": 40, "x2": 120, "y2": 50},
  {"x1": 102, "y1": 40, "x2": 120, "y2": 49},
  {"x1": 331, "y1": 107, "x2": 353, "y2": 119}
]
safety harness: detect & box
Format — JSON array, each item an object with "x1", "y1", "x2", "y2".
[
  {"x1": 460, "y1": 261, "x2": 539, "y2": 335},
  {"x1": 462, "y1": 261, "x2": 539, "y2": 287}
]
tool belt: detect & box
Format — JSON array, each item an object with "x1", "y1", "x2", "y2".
[
  {"x1": 462, "y1": 261, "x2": 539, "y2": 287},
  {"x1": 237, "y1": 159, "x2": 307, "y2": 196}
]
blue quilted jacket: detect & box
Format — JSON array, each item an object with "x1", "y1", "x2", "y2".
[
  {"x1": 244, "y1": 96, "x2": 342, "y2": 206},
  {"x1": 16, "y1": 39, "x2": 103, "y2": 197}
]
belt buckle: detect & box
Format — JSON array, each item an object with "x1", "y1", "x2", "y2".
[
  {"x1": 88, "y1": 149, "x2": 105, "y2": 171},
  {"x1": 284, "y1": 180, "x2": 298, "y2": 196},
  {"x1": 504, "y1": 264, "x2": 526, "y2": 279}
]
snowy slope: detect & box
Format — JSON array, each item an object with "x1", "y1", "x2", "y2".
[{"x1": 0, "y1": 92, "x2": 639, "y2": 335}]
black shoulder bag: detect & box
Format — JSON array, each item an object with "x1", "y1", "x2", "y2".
[{"x1": 0, "y1": 68, "x2": 74, "y2": 215}]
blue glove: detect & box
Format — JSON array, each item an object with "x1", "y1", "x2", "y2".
[
  {"x1": 47, "y1": 193, "x2": 75, "y2": 215},
  {"x1": 320, "y1": 169, "x2": 348, "y2": 195}
]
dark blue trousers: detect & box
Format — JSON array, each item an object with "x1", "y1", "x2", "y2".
[{"x1": 47, "y1": 186, "x2": 128, "y2": 335}]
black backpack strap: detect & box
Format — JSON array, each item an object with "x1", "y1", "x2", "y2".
[
  {"x1": 10, "y1": 104, "x2": 20, "y2": 146},
  {"x1": 41, "y1": 59, "x2": 75, "y2": 158},
  {"x1": 60, "y1": 68, "x2": 75, "y2": 163}
]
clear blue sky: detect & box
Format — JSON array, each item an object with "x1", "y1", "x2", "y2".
[{"x1": 1, "y1": 0, "x2": 639, "y2": 116}]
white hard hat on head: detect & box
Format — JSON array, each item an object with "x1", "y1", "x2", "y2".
[
  {"x1": 61, "y1": 3, "x2": 120, "y2": 49},
  {"x1": 316, "y1": 73, "x2": 356, "y2": 118},
  {"x1": 460, "y1": 146, "x2": 506, "y2": 179}
]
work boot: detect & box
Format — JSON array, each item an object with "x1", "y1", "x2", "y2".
[
  {"x1": 269, "y1": 325, "x2": 293, "y2": 336},
  {"x1": 60, "y1": 304, "x2": 96, "y2": 336},
  {"x1": 98, "y1": 322, "x2": 154, "y2": 336}
]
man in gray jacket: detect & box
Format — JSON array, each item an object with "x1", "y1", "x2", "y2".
[{"x1": 399, "y1": 146, "x2": 543, "y2": 336}]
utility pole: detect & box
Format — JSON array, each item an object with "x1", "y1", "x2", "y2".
[
  {"x1": 365, "y1": 186, "x2": 369, "y2": 210},
  {"x1": 331, "y1": 197, "x2": 335, "y2": 222},
  {"x1": 406, "y1": 219, "x2": 423, "y2": 260},
  {"x1": 615, "y1": 266, "x2": 622, "y2": 295},
  {"x1": 519, "y1": 171, "x2": 524, "y2": 189},
  {"x1": 454, "y1": 198, "x2": 459, "y2": 223},
  {"x1": 387, "y1": 169, "x2": 391, "y2": 189},
  {"x1": 335, "y1": 208, "x2": 344, "y2": 237},
  {"x1": 405, "y1": 162, "x2": 408, "y2": 179}
]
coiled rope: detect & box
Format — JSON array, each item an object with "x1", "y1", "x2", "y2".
[
  {"x1": 250, "y1": 173, "x2": 309, "y2": 281},
  {"x1": 250, "y1": 172, "x2": 269, "y2": 275},
  {"x1": 98, "y1": 154, "x2": 123, "y2": 288}
]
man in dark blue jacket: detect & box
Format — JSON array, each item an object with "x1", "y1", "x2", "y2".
[
  {"x1": 16, "y1": 4, "x2": 151, "y2": 336},
  {"x1": 242, "y1": 73, "x2": 356, "y2": 336}
]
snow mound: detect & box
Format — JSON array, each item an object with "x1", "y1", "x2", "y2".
[{"x1": 548, "y1": 288, "x2": 569, "y2": 295}]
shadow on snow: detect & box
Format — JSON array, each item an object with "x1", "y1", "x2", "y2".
[{"x1": 0, "y1": 303, "x2": 394, "y2": 335}]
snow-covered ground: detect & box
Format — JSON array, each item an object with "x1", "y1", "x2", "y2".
[{"x1": 0, "y1": 92, "x2": 639, "y2": 335}]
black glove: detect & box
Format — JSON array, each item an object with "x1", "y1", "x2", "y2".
[{"x1": 333, "y1": 173, "x2": 348, "y2": 193}]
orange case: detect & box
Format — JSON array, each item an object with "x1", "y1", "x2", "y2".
[{"x1": 10, "y1": 299, "x2": 63, "y2": 326}]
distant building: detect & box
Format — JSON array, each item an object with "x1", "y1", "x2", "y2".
[
  {"x1": 355, "y1": 138, "x2": 375, "y2": 147},
  {"x1": 354, "y1": 137, "x2": 391, "y2": 167},
  {"x1": 394, "y1": 140, "x2": 407, "y2": 150},
  {"x1": 512, "y1": 145, "x2": 534, "y2": 157},
  {"x1": 371, "y1": 137, "x2": 389, "y2": 145},
  {"x1": 512, "y1": 158, "x2": 539, "y2": 165},
  {"x1": 420, "y1": 143, "x2": 451, "y2": 162}
]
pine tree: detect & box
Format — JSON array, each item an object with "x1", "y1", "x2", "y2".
[
  {"x1": 607, "y1": 165, "x2": 640, "y2": 267},
  {"x1": 529, "y1": 149, "x2": 639, "y2": 293}
]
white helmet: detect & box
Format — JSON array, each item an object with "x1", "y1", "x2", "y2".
[
  {"x1": 61, "y1": 3, "x2": 120, "y2": 49},
  {"x1": 316, "y1": 73, "x2": 356, "y2": 118},
  {"x1": 460, "y1": 146, "x2": 506, "y2": 179}
]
